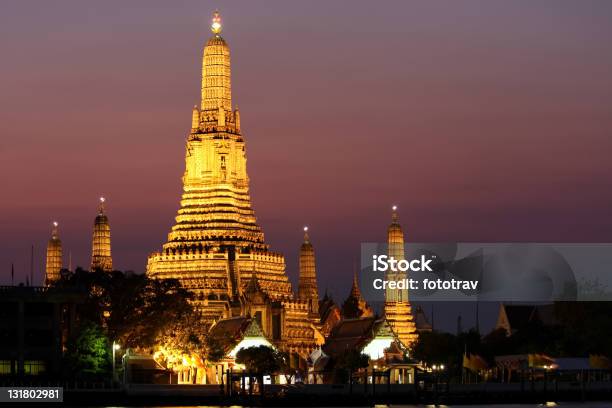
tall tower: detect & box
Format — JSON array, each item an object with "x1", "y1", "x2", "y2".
[
  {"x1": 45, "y1": 221, "x2": 62, "y2": 285},
  {"x1": 147, "y1": 10, "x2": 294, "y2": 319},
  {"x1": 298, "y1": 227, "x2": 319, "y2": 315},
  {"x1": 384, "y1": 206, "x2": 417, "y2": 348},
  {"x1": 91, "y1": 197, "x2": 113, "y2": 272}
]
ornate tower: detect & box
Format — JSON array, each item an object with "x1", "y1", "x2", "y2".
[
  {"x1": 298, "y1": 227, "x2": 319, "y2": 315},
  {"x1": 91, "y1": 197, "x2": 113, "y2": 272},
  {"x1": 384, "y1": 206, "x2": 417, "y2": 348},
  {"x1": 146, "y1": 11, "x2": 294, "y2": 321},
  {"x1": 45, "y1": 221, "x2": 62, "y2": 285}
]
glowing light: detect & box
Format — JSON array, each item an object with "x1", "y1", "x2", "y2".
[
  {"x1": 211, "y1": 10, "x2": 222, "y2": 34},
  {"x1": 304, "y1": 226, "x2": 308, "y2": 232},
  {"x1": 100, "y1": 196, "x2": 106, "y2": 203},
  {"x1": 362, "y1": 337, "x2": 393, "y2": 360},
  {"x1": 53, "y1": 221, "x2": 58, "y2": 227},
  {"x1": 392, "y1": 205, "x2": 397, "y2": 211},
  {"x1": 113, "y1": 343, "x2": 121, "y2": 350},
  {"x1": 229, "y1": 337, "x2": 274, "y2": 358}
]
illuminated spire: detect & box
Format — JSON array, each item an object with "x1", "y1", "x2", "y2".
[
  {"x1": 45, "y1": 221, "x2": 62, "y2": 285},
  {"x1": 392, "y1": 205, "x2": 399, "y2": 223},
  {"x1": 98, "y1": 196, "x2": 106, "y2": 214},
  {"x1": 350, "y1": 270, "x2": 362, "y2": 299},
  {"x1": 388, "y1": 205, "x2": 404, "y2": 258},
  {"x1": 91, "y1": 197, "x2": 113, "y2": 272},
  {"x1": 298, "y1": 226, "x2": 319, "y2": 314},
  {"x1": 211, "y1": 10, "x2": 222, "y2": 34},
  {"x1": 384, "y1": 205, "x2": 418, "y2": 348},
  {"x1": 201, "y1": 10, "x2": 232, "y2": 111}
]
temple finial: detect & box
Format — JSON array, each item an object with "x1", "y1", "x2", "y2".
[
  {"x1": 211, "y1": 10, "x2": 222, "y2": 34},
  {"x1": 98, "y1": 196, "x2": 106, "y2": 214},
  {"x1": 391, "y1": 205, "x2": 399, "y2": 222},
  {"x1": 51, "y1": 221, "x2": 59, "y2": 238},
  {"x1": 303, "y1": 226, "x2": 310, "y2": 243}
]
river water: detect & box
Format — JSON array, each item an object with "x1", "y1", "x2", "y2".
[{"x1": 108, "y1": 404, "x2": 612, "y2": 408}]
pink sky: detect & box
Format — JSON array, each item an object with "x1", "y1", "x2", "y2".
[{"x1": 1, "y1": 1, "x2": 612, "y2": 306}]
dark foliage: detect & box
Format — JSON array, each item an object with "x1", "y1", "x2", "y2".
[{"x1": 62, "y1": 321, "x2": 110, "y2": 380}]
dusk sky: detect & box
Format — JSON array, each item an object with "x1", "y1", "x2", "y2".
[{"x1": 1, "y1": 1, "x2": 612, "y2": 330}]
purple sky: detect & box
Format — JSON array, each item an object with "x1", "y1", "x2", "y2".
[{"x1": 1, "y1": 1, "x2": 612, "y2": 330}]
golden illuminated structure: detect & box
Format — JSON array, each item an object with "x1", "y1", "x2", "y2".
[
  {"x1": 91, "y1": 197, "x2": 113, "y2": 272},
  {"x1": 45, "y1": 221, "x2": 63, "y2": 285},
  {"x1": 384, "y1": 206, "x2": 417, "y2": 348},
  {"x1": 298, "y1": 227, "x2": 319, "y2": 316},
  {"x1": 147, "y1": 11, "x2": 320, "y2": 358}
]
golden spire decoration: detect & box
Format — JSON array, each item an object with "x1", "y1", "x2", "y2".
[
  {"x1": 384, "y1": 205, "x2": 417, "y2": 348},
  {"x1": 91, "y1": 196, "x2": 113, "y2": 272},
  {"x1": 298, "y1": 226, "x2": 319, "y2": 315},
  {"x1": 45, "y1": 221, "x2": 63, "y2": 285},
  {"x1": 211, "y1": 10, "x2": 222, "y2": 34},
  {"x1": 201, "y1": 10, "x2": 232, "y2": 111}
]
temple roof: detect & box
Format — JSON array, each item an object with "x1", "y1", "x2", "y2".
[
  {"x1": 319, "y1": 294, "x2": 338, "y2": 321},
  {"x1": 323, "y1": 317, "x2": 379, "y2": 357},
  {"x1": 208, "y1": 316, "x2": 250, "y2": 351},
  {"x1": 414, "y1": 305, "x2": 432, "y2": 331}
]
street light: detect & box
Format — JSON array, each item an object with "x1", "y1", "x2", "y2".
[{"x1": 112, "y1": 341, "x2": 121, "y2": 383}]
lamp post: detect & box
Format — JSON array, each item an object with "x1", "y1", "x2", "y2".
[
  {"x1": 112, "y1": 341, "x2": 121, "y2": 383},
  {"x1": 432, "y1": 363, "x2": 446, "y2": 406}
]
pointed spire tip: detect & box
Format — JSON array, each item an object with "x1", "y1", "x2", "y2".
[{"x1": 211, "y1": 10, "x2": 222, "y2": 34}]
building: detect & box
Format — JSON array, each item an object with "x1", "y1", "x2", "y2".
[
  {"x1": 45, "y1": 222, "x2": 62, "y2": 285},
  {"x1": 495, "y1": 303, "x2": 556, "y2": 336},
  {"x1": 341, "y1": 272, "x2": 374, "y2": 319},
  {"x1": 298, "y1": 227, "x2": 319, "y2": 318},
  {"x1": 91, "y1": 197, "x2": 113, "y2": 272},
  {"x1": 0, "y1": 286, "x2": 84, "y2": 378},
  {"x1": 318, "y1": 293, "x2": 341, "y2": 338},
  {"x1": 146, "y1": 11, "x2": 320, "y2": 359},
  {"x1": 309, "y1": 317, "x2": 416, "y2": 384},
  {"x1": 383, "y1": 206, "x2": 418, "y2": 348}
]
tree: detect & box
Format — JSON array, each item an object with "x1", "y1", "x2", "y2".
[
  {"x1": 235, "y1": 345, "x2": 285, "y2": 390},
  {"x1": 57, "y1": 268, "x2": 198, "y2": 350},
  {"x1": 412, "y1": 331, "x2": 458, "y2": 367},
  {"x1": 205, "y1": 336, "x2": 228, "y2": 364},
  {"x1": 332, "y1": 349, "x2": 369, "y2": 383},
  {"x1": 55, "y1": 268, "x2": 207, "y2": 379},
  {"x1": 235, "y1": 345, "x2": 284, "y2": 375},
  {"x1": 63, "y1": 321, "x2": 110, "y2": 380}
]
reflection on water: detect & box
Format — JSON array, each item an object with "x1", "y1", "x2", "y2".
[{"x1": 103, "y1": 404, "x2": 612, "y2": 408}]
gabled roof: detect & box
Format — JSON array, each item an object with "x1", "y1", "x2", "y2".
[
  {"x1": 208, "y1": 316, "x2": 274, "y2": 358},
  {"x1": 209, "y1": 316, "x2": 249, "y2": 341},
  {"x1": 497, "y1": 303, "x2": 558, "y2": 334},
  {"x1": 323, "y1": 317, "x2": 377, "y2": 357},
  {"x1": 323, "y1": 317, "x2": 397, "y2": 358}
]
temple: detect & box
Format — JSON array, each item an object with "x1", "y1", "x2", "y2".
[
  {"x1": 383, "y1": 206, "x2": 418, "y2": 348},
  {"x1": 45, "y1": 221, "x2": 62, "y2": 285},
  {"x1": 91, "y1": 197, "x2": 113, "y2": 272},
  {"x1": 298, "y1": 227, "x2": 319, "y2": 317},
  {"x1": 146, "y1": 11, "x2": 321, "y2": 359}
]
